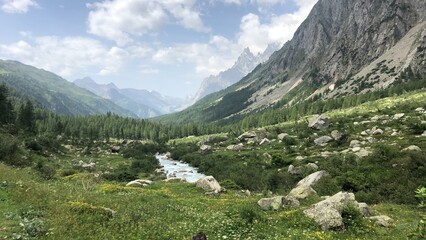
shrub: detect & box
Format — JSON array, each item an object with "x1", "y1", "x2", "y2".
[{"x1": 342, "y1": 204, "x2": 365, "y2": 229}]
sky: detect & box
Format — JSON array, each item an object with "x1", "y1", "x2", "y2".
[{"x1": 0, "y1": 0, "x2": 318, "y2": 98}]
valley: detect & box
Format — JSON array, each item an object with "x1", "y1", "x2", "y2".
[{"x1": 0, "y1": 0, "x2": 426, "y2": 239}]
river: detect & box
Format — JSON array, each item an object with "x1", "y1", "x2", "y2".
[{"x1": 156, "y1": 153, "x2": 206, "y2": 183}]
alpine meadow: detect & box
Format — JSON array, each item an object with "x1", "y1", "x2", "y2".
[{"x1": 0, "y1": 0, "x2": 426, "y2": 239}]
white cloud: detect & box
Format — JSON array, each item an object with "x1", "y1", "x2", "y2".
[
  {"x1": 1, "y1": 0, "x2": 38, "y2": 13},
  {"x1": 153, "y1": 35, "x2": 241, "y2": 76},
  {"x1": 140, "y1": 65, "x2": 159, "y2": 74},
  {"x1": 87, "y1": 0, "x2": 209, "y2": 45},
  {"x1": 0, "y1": 36, "x2": 128, "y2": 77},
  {"x1": 237, "y1": 0, "x2": 318, "y2": 54}
]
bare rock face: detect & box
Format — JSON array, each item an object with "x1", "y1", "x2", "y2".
[{"x1": 196, "y1": 176, "x2": 222, "y2": 193}]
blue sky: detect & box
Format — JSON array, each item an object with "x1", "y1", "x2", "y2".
[{"x1": 0, "y1": 0, "x2": 317, "y2": 98}]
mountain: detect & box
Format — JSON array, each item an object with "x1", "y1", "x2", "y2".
[
  {"x1": 0, "y1": 60, "x2": 137, "y2": 117},
  {"x1": 74, "y1": 77, "x2": 186, "y2": 118},
  {"x1": 158, "y1": 0, "x2": 426, "y2": 124},
  {"x1": 191, "y1": 43, "x2": 281, "y2": 103}
]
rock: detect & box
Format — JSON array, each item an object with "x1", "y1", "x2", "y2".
[
  {"x1": 357, "y1": 202, "x2": 372, "y2": 217},
  {"x1": 259, "y1": 138, "x2": 271, "y2": 146},
  {"x1": 126, "y1": 179, "x2": 153, "y2": 187},
  {"x1": 263, "y1": 152, "x2": 272, "y2": 159},
  {"x1": 314, "y1": 136, "x2": 333, "y2": 146},
  {"x1": 295, "y1": 156, "x2": 306, "y2": 161},
  {"x1": 415, "y1": 107, "x2": 425, "y2": 113},
  {"x1": 360, "y1": 131, "x2": 369, "y2": 136},
  {"x1": 164, "y1": 152, "x2": 172, "y2": 159},
  {"x1": 282, "y1": 195, "x2": 300, "y2": 209},
  {"x1": 163, "y1": 177, "x2": 187, "y2": 183},
  {"x1": 331, "y1": 130, "x2": 343, "y2": 141},
  {"x1": 349, "y1": 140, "x2": 361, "y2": 148},
  {"x1": 241, "y1": 189, "x2": 251, "y2": 197},
  {"x1": 278, "y1": 133, "x2": 289, "y2": 140},
  {"x1": 199, "y1": 145, "x2": 212, "y2": 154},
  {"x1": 393, "y1": 113, "x2": 405, "y2": 120},
  {"x1": 422, "y1": 131, "x2": 426, "y2": 137},
  {"x1": 288, "y1": 165, "x2": 302, "y2": 175},
  {"x1": 309, "y1": 114, "x2": 330, "y2": 130},
  {"x1": 352, "y1": 147, "x2": 361, "y2": 152},
  {"x1": 257, "y1": 196, "x2": 283, "y2": 211},
  {"x1": 367, "y1": 215, "x2": 393, "y2": 227},
  {"x1": 303, "y1": 191, "x2": 358, "y2": 230},
  {"x1": 402, "y1": 145, "x2": 421, "y2": 151},
  {"x1": 372, "y1": 128, "x2": 384, "y2": 135},
  {"x1": 238, "y1": 131, "x2": 257, "y2": 140},
  {"x1": 289, "y1": 170, "x2": 328, "y2": 199},
  {"x1": 227, "y1": 143, "x2": 244, "y2": 151},
  {"x1": 297, "y1": 170, "x2": 328, "y2": 187},
  {"x1": 111, "y1": 146, "x2": 120, "y2": 153},
  {"x1": 355, "y1": 149, "x2": 370, "y2": 158},
  {"x1": 196, "y1": 176, "x2": 222, "y2": 193},
  {"x1": 306, "y1": 163, "x2": 319, "y2": 171}
]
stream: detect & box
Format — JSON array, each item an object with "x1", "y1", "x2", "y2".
[{"x1": 156, "y1": 153, "x2": 206, "y2": 183}]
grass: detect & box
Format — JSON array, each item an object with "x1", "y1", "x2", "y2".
[{"x1": 0, "y1": 163, "x2": 423, "y2": 240}]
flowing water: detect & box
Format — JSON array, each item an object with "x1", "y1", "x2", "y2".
[{"x1": 156, "y1": 154, "x2": 205, "y2": 183}]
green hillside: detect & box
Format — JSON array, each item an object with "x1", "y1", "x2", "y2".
[{"x1": 0, "y1": 60, "x2": 136, "y2": 117}]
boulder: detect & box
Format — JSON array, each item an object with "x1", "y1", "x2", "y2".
[
  {"x1": 282, "y1": 195, "x2": 300, "y2": 209},
  {"x1": 303, "y1": 192, "x2": 358, "y2": 230},
  {"x1": 372, "y1": 128, "x2": 384, "y2": 135},
  {"x1": 163, "y1": 177, "x2": 187, "y2": 183},
  {"x1": 393, "y1": 113, "x2": 405, "y2": 120},
  {"x1": 259, "y1": 138, "x2": 271, "y2": 146},
  {"x1": 357, "y1": 202, "x2": 372, "y2": 217},
  {"x1": 415, "y1": 107, "x2": 425, "y2": 113},
  {"x1": 367, "y1": 215, "x2": 393, "y2": 227},
  {"x1": 314, "y1": 136, "x2": 333, "y2": 146},
  {"x1": 422, "y1": 131, "x2": 426, "y2": 137},
  {"x1": 309, "y1": 114, "x2": 330, "y2": 130},
  {"x1": 278, "y1": 133, "x2": 289, "y2": 141},
  {"x1": 355, "y1": 149, "x2": 370, "y2": 158},
  {"x1": 288, "y1": 185, "x2": 317, "y2": 199},
  {"x1": 126, "y1": 179, "x2": 153, "y2": 187},
  {"x1": 288, "y1": 165, "x2": 302, "y2": 175},
  {"x1": 306, "y1": 163, "x2": 319, "y2": 171},
  {"x1": 111, "y1": 146, "x2": 120, "y2": 153},
  {"x1": 288, "y1": 170, "x2": 328, "y2": 199},
  {"x1": 238, "y1": 131, "x2": 257, "y2": 140},
  {"x1": 331, "y1": 130, "x2": 343, "y2": 141},
  {"x1": 257, "y1": 196, "x2": 283, "y2": 211},
  {"x1": 403, "y1": 145, "x2": 422, "y2": 151},
  {"x1": 196, "y1": 176, "x2": 222, "y2": 193},
  {"x1": 296, "y1": 170, "x2": 328, "y2": 188},
  {"x1": 199, "y1": 145, "x2": 212, "y2": 154},
  {"x1": 350, "y1": 140, "x2": 361, "y2": 148}
]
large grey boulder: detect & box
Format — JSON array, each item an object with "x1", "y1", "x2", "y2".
[
  {"x1": 309, "y1": 115, "x2": 330, "y2": 130},
  {"x1": 314, "y1": 136, "x2": 333, "y2": 146},
  {"x1": 199, "y1": 145, "x2": 212, "y2": 154},
  {"x1": 238, "y1": 131, "x2": 257, "y2": 140},
  {"x1": 257, "y1": 196, "x2": 283, "y2": 211},
  {"x1": 196, "y1": 176, "x2": 222, "y2": 193},
  {"x1": 303, "y1": 192, "x2": 358, "y2": 230},
  {"x1": 288, "y1": 170, "x2": 328, "y2": 199}
]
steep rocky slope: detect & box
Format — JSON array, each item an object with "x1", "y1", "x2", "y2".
[{"x1": 159, "y1": 0, "x2": 426, "y2": 124}]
